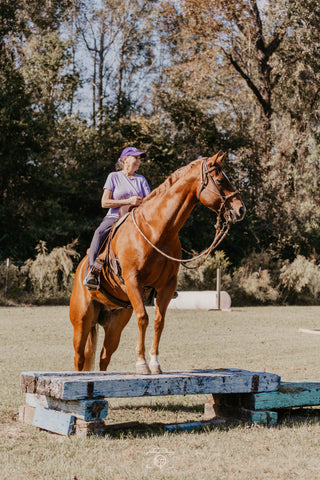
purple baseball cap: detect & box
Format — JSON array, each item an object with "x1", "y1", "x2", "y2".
[{"x1": 120, "y1": 146, "x2": 146, "y2": 160}]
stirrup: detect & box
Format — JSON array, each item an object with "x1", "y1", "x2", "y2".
[{"x1": 83, "y1": 270, "x2": 100, "y2": 291}]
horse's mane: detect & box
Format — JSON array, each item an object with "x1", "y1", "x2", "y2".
[{"x1": 145, "y1": 158, "x2": 200, "y2": 202}]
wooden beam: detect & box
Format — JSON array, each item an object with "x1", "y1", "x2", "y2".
[
  {"x1": 243, "y1": 382, "x2": 320, "y2": 410},
  {"x1": 25, "y1": 393, "x2": 108, "y2": 420},
  {"x1": 204, "y1": 394, "x2": 278, "y2": 426},
  {"x1": 20, "y1": 369, "x2": 280, "y2": 400},
  {"x1": 165, "y1": 418, "x2": 226, "y2": 432},
  {"x1": 32, "y1": 407, "x2": 75, "y2": 436}
]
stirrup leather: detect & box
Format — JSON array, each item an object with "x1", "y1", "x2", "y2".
[{"x1": 91, "y1": 257, "x2": 104, "y2": 276}]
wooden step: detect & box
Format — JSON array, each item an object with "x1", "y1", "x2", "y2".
[{"x1": 20, "y1": 369, "x2": 280, "y2": 400}]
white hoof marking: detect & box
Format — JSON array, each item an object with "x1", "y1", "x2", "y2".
[
  {"x1": 149, "y1": 354, "x2": 162, "y2": 375},
  {"x1": 136, "y1": 361, "x2": 151, "y2": 375}
]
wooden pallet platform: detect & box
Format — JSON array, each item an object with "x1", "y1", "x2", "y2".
[
  {"x1": 19, "y1": 371, "x2": 320, "y2": 434},
  {"x1": 20, "y1": 368, "x2": 280, "y2": 400},
  {"x1": 19, "y1": 368, "x2": 280, "y2": 436}
]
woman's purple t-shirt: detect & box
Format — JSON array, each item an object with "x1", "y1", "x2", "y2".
[{"x1": 103, "y1": 171, "x2": 151, "y2": 218}]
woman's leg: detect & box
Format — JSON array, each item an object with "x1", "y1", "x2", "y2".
[
  {"x1": 88, "y1": 216, "x2": 115, "y2": 267},
  {"x1": 84, "y1": 216, "x2": 115, "y2": 289}
]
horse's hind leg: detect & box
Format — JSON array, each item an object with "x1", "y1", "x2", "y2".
[
  {"x1": 100, "y1": 308, "x2": 133, "y2": 370},
  {"x1": 70, "y1": 299, "x2": 100, "y2": 371}
]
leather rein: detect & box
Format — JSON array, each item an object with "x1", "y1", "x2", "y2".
[{"x1": 132, "y1": 158, "x2": 239, "y2": 269}]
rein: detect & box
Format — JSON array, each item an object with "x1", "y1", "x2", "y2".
[
  {"x1": 132, "y1": 208, "x2": 229, "y2": 269},
  {"x1": 131, "y1": 158, "x2": 237, "y2": 270}
]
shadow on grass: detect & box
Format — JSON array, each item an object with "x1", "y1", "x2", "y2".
[
  {"x1": 109, "y1": 402, "x2": 204, "y2": 414},
  {"x1": 103, "y1": 420, "x2": 227, "y2": 439},
  {"x1": 278, "y1": 407, "x2": 320, "y2": 427},
  {"x1": 102, "y1": 405, "x2": 320, "y2": 439}
]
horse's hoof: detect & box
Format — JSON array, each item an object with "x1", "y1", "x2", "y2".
[
  {"x1": 136, "y1": 362, "x2": 151, "y2": 375},
  {"x1": 150, "y1": 363, "x2": 162, "y2": 375}
]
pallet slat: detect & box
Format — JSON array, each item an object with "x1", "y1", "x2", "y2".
[
  {"x1": 244, "y1": 382, "x2": 320, "y2": 410},
  {"x1": 165, "y1": 418, "x2": 226, "y2": 432},
  {"x1": 20, "y1": 369, "x2": 280, "y2": 400},
  {"x1": 25, "y1": 393, "x2": 108, "y2": 420},
  {"x1": 32, "y1": 407, "x2": 75, "y2": 436}
]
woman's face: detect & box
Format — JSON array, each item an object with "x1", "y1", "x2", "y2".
[{"x1": 123, "y1": 155, "x2": 141, "y2": 172}]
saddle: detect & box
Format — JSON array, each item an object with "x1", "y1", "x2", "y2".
[{"x1": 90, "y1": 211, "x2": 130, "y2": 283}]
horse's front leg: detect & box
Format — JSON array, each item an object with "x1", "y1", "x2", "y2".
[
  {"x1": 149, "y1": 278, "x2": 177, "y2": 374},
  {"x1": 125, "y1": 278, "x2": 151, "y2": 375}
]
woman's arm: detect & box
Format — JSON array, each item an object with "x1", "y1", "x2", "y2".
[{"x1": 101, "y1": 189, "x2": 143, "y2": 208}]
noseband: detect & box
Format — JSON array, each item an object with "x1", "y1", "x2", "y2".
[{"x1": 197, "y1": 158, "x2": 239, "y2": 209}]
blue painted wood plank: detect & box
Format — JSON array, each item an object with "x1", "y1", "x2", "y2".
[
  {"x1": 21, "y1": 369, "x2": 280, "y2": 400},
  {"x1": 247, "y1": 382, "x2": 320, "y2": 410},
  {"x1": 25, "y1": 394, "x2": 108, "y2": 420},
  {"x1": 165, "y1": 419, "x2": 225, "y2": 431},
  {"x1": 32, "y1": 406, "x2": 75, "y2": 436},
  {"x1": 242, "y1": 408, "x2": 278, "y2": 426}
]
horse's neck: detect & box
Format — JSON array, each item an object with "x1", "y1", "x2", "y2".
[{"x1": 141, "y1": 175, "x2": 198, "y2": 240}]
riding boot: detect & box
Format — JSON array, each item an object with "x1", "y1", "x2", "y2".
[
  {"x1": 83, "y1": 268, "x2": 100, "y2": 290},
  {"x1": 83, "y1": 259, "x2": 104, "y2": 290}
]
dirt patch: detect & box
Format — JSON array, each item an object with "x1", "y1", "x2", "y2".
[{"x1": 0, "y1": 426, "x2": 30, "y2": 439}]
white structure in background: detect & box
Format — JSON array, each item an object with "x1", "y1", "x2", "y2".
[
  {"x1": 166, "y1": 290, "x2": 231, "y2": 310},
  {"x1": 164, "y1": 268, "x2": 231, "y2": 310}
]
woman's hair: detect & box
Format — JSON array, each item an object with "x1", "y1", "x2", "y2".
[{"x1": 115, "y1": 158, "x2": 125, "y2": 171}]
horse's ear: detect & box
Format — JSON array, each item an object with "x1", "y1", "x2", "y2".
[
  {"x1": 209, "y1": 151, "x2": 222, "y2": 165},
  {"x1": 216, "y1": 152, "x2": 226, "y2": 165}
]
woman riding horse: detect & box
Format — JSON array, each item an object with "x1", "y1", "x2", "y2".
[
  {"x1": 70, "y1": 151, "x2": 246, "y2": 374},
  {"x1": 83, "y1": 146, "x2": 150, "y2": 289}
]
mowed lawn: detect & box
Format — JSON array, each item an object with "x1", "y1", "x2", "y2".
[{"x1": 1, "y1": 305, "x2": 320, "y2": 480}]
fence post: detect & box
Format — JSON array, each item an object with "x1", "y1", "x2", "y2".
[
  {"x1": 216, "y1": 267, "x2": 221, "y2": 310},
  {"x1": 4, "y1": 258, "x2": 9, "y2": 300}
]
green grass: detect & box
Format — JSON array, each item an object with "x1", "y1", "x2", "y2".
[{"x1": 1, "y1": 305, "x2": 320, "y2": 479}]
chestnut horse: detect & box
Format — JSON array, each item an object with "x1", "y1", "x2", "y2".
[{"x1": 70, "y1": 152, "x2": 246, "y2": 374}]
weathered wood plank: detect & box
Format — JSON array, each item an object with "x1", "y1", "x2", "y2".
[
  {"x1": 20, "y1": 369, "x2": 280, "y2": 400},
  {"x1": 165, "y1": 418, "x2": 226, "y2": 432},
  {"x1": 21, "y1": 371, "x2": 129, "y2": 394},
  {"x1": 244, "y1": 382, "x2": 320, "y2": 410},
  {"x1": 240, "y1": 407, "x2": 278, "y2": 426},
  {"x1": 32, "y1": 406, "x2": 75, "y2": 436},
  {"x1": 203, "y1": 395, "x2": 278, "y2": 426},
  {"x1": 73, "y1": 418, "x2": 107, "y2": 437},
  {"x1": 25, "y1": 393, "x2": 108, "y2": 420},
  {"x1": 18, "y1": 405, "x2": 35, "y2": 425}
]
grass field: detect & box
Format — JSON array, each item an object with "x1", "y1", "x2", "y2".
[{"x1": 1, "y1": 305, "x2": 320, "y2": 479}]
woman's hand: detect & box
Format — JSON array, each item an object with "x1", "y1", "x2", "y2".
[
  {"x1": 129, "y1": 196, "x2": 143, "y2": 206},
  {"x1": 101, "y1": 189, "x2": 143, "y2": 209}
]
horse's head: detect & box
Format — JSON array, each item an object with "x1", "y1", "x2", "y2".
[{"x1": 197, "y1": 151, "x2": 246, "y2": 223}]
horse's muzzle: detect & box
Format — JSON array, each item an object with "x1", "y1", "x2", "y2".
[{"x1": 225, "y1": 204, "x2": 246, "y2": 223}]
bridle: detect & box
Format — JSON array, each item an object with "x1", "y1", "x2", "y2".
[
  {"x1": 197, "y1": 157, "x2": 239, "y2": 206},
  {"x1": 131, "y1": 158, "x2": 239, "y2": 269}
]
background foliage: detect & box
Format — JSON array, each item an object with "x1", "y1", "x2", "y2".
[{"x1": 1, "y1": 0, "x2": 320, "y2": 303}]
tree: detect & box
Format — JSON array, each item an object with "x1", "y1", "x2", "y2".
[
  {"x1": 76, "y1": 0, "x2": 157, "y2": 125},
  {"x1": 157, "y1": 0, "x2": 320, "y2": 260},
  {"x1": 0, "y1": 0, "x2": 81, "y2": 260}
]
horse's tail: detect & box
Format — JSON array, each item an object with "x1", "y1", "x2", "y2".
[{"x1": 84, "y1": 324, "x2": 98, "y2": 371}]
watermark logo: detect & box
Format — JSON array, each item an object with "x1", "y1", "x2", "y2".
[{"x1": 146, "y1": 447, "x2": 174, "y2": 470}]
